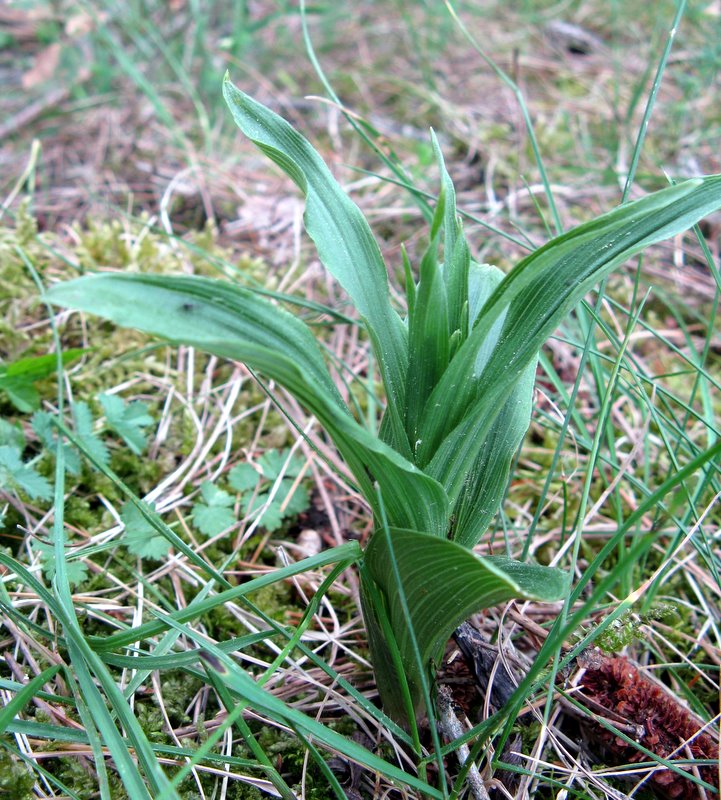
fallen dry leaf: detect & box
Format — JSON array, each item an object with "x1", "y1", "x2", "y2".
[
  {"x1": 66, "y1": 12, "x2": 97, "y2": 37},
  {"x1": 22, "y1": 42, "x2": 62, "y2": 90}
]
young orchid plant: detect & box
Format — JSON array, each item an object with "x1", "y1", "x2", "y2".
[{"x1": 46, "y1": 76, "x2": 721, "y2": 730}]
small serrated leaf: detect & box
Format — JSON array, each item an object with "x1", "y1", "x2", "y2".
[
  {"x1": 228, "y1": 463, "x2": 260, "y2": 493},
  {"x1": 121, "y1": 500, "x2": 170, "y2": 560},
  {"x1": 64, "y1": 559, "x2": 89, "y2": 587},
  {"x1": 191, "y1": 481, "x2": 236, "y2": 536},
  {"x1": 72, "y1": 401, "x2": 110, "y2": 467},
  {"x1": 241, "y1": 478, "x2": 308, "y2": 530},
  {"x1": 274, "y1": 479, "x2": 310, "y2": 516},
  {"x1": 0, "y1": 419, "x2": 26, "y2": 450},
  {"x1": 99, "y1": 393, "x2": 154, "y2": 455},
  {"x1": 200, "y1": 481, "x2": 234, "y2": 507},
  {"x1": 0, "y1": 445, "x2": 53, "y2": 501},
  {"x1": 31, "y1": 411, "x2": 55, "y2": 450},
  {"x1": 33, "y1": 541, "x2": 88, "y2": 587},
  {"x1": 258, "y1": 448, "x2": 304, "y2": 480},
  {"x1": 192, "y1": 504, "x2": 236, "y2": 536},
  {"x1": 242, "y1": 493, "x2": 284, "y2": 531},
  {"x1": 31, "y1": 411, "x2": 82, "y2": 475}
]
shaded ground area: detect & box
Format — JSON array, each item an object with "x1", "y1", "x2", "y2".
[{"x1": 4, "y1": 3, "x2": 719, "y2": 250}]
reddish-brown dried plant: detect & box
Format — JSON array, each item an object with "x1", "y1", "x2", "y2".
[{"x1": 578, "y1": 650, "x2": 719, "y2": 799}]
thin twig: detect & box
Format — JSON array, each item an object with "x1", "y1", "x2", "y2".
[{"x1": 437, "y1": 685, "x2": 491, "y2": 800}]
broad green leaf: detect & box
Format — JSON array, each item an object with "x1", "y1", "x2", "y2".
[
  {"x1": 450, "y1": 377, "x2": 534, "y2": 547},
  {"x1": 450, "y1": 263, "x2": 536, "y2": 547},
  {"x1": 0, "y1": 350, "x2": 84, "y2": 413},
  {"x1": 405, "y1": 236, "x2": 449, "y2": 451},
  {"x1": 49, "y1": 273, "x2": 343, "y2": 408},
  {"x1": 432, "y1": 131, "x2": 468, "y2": 339},
  {"x1": 418, "y1": 175, "x2": 721, "y2": 502},
  {"x1": 45, "y1": 274, "x2": 450, "y2": 536},
  {"x1": 364, "y1": 528, "x2": 567, "y2": 721},
  {"x1": 222, "y1": 76, "x2": 411, "y2": 458},
  {"x1": 401, "y1": 246, "x2": 416, "y2": 318}
]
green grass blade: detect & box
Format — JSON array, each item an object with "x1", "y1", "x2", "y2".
[
  {"x1": 0, "y1": 678, "x2": 72, "y2": 707},
  {"x1": 86, "y1": 542, "x2": 360, "y2": 650},
  {"x1": 496, "y1": 437, "x2": 721, "y2": 748},
  {"x1": 0, "y1": 664, "x2": 61, "y2": 733},
  {"x1": 621, "y1": 0, "x2": 686, "y2": 201},
  {"x1": 446, "y1": 1, "x2": 562, "y2": 234},
  {"x1": 0, "y1": 552, "x2": 174, "y2": 797},
  {"x1": 149, "y1": 607, "x2": 427, "y2": 798},
  {"x1": 100, "y1": 632, "x2": 271, "y2": 670},
  {"x1": 66, "y1": 642, "x2": 156, "y2": 799},
  {"x1": 6, "y1": 718, "x2": 264, "y2": 769},
  {"x1": 300, "y1": 0, "x2": 435, "y2": 225},
  {"x1": 6, "y1": 719, "x2": 89, "y2": 744},
  {"x1": 196, "y1": 648, "x2": 445, "y2": 799},
  {"x1": 222, "y1": 594, "x2": 415, "y2": 747},
  {"x1": 204, "y1": 670, "x2": 296, "y2": 800}
]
